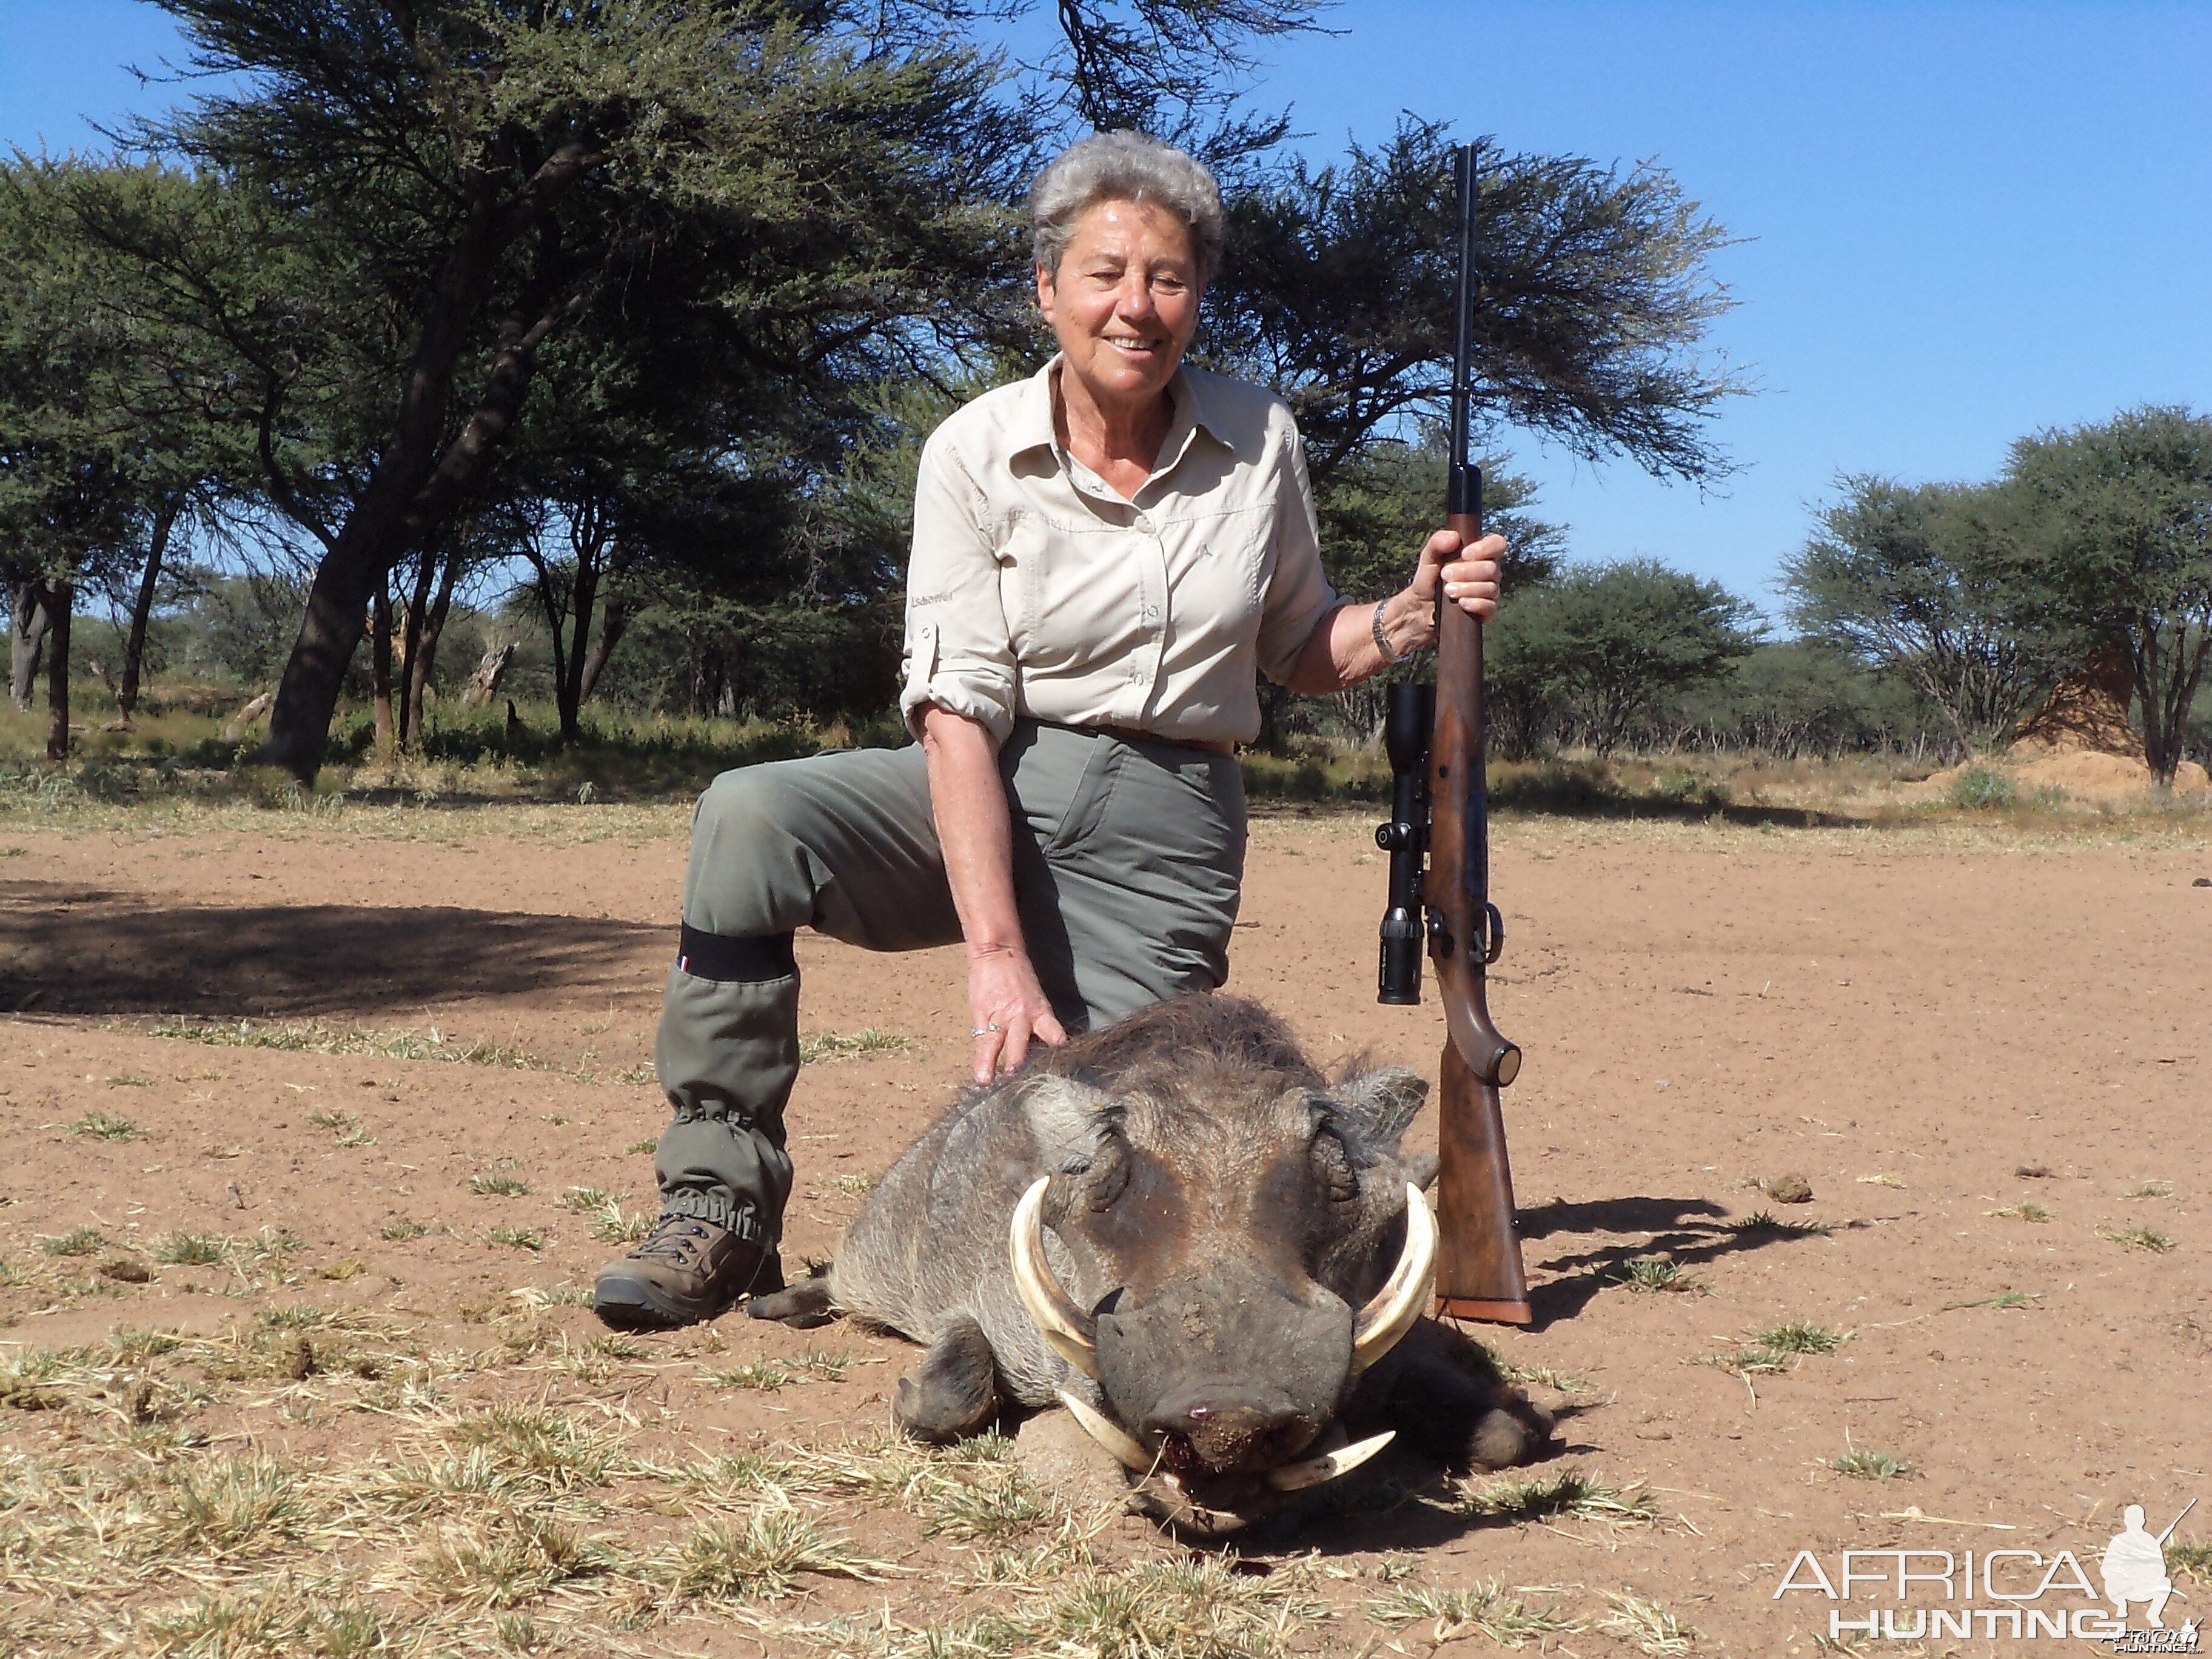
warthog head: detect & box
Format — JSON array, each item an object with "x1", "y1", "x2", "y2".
[{"x1": 1004, "y1": 997, "x2": 1438, "y2": 1527}]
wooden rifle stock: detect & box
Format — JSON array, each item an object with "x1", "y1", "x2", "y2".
[{"x1": 1429, "y1": 142, "x2": 1529, "y2": 1324}]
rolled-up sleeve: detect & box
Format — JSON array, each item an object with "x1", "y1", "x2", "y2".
[
  {"x1": 1253, "y1": 427, "x2": 1341, "y2": 683},
  {"x1": 900, "y1": 431, "x2": 1018, "y2": 745}
]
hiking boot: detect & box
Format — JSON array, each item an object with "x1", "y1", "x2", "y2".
[{"x1": 592, "y1": 1214, "x2": 783, "y2": 1330}]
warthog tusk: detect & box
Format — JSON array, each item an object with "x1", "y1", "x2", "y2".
[
  {"x1": 1010, "y1": 1176, "x2": 1101, "y2": 1379},
  {"x1": 1266, "y1": 1429, "x2": 1396, "y2": 1492},
  {"x1": 1350, "y1": 1183, "x2": 1438, "y2": 1373},
  {"x1": 1057, "y1": 1388, "x2": 1156, "y2": 1473}
]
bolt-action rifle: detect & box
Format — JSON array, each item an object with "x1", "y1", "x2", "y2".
[{"x1": 1375, "y1": 141, "x2": 1531, "y2": 1324}]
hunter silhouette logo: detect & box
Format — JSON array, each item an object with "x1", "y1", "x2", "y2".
[
  {"x1": 1771, "y1": 1495, "x2": 2200, "y2": 1645},
  {"x1": 2102, "y1": 1500, "x2": 2195, "y2": 1638}
]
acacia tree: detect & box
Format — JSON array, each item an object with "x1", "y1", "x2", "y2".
[
  {"x1": 1202, "y1": 119, "x2": 1744, "y2": 488},
  {"x1": 85, "y1": 0, "x2": 1032, "y2": 780},
  {"x1": 1487, "y1": 560, "x2": 1756, "y2": 757},
  {"x1": 1996, "y1": 406, "x2": 2212, "y2": 784},
  {"x1": 1781, "y1": 475, "x2": 2065, "y2": 753},
  {"x1": 0, "y1": 160, "x2": 215, "y2": 756}
]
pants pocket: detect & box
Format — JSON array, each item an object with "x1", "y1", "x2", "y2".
[{"x1": 1042, "y1": 735, "x2": 1124, "y2": 856}]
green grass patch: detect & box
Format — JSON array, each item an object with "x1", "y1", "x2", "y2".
[
  {"x1": 1828, "y1": 1447, "x2": 1917, "y2": 1480},
  {"x1": 797, "y1": 1028, "x2": 915, "y2": 1065},
  {"x1": 2100, "y1": 1224, "x2": 2177, "y2": 1253},
  {"x1": 1609, "y1": 1257, "x2": 1706, "y2": 1294},
  {"x1": 1987, "y1": 1202, "x2": 2052, "y2": 1222},
  {"x1": 487, "y1": 1227, "x2": 543, "y2": 1253},
  {"x1": 1457, "y1": 1468, "x2": 1659, "y2": 1525},
  {"x1": 152, "y1": 1232, "x2": 231, "y2": 1267},
  {"x1": 1728, "y1": 1207, "x2": 1833, "y2": 1238},
  {"x1": 1754, "y1": 1321, "x2": 1845, "y2": 1354},
  {"x1": 1943, "y1": 1289, "x2": 2042, "y2": 1311},
  {"x1": 42, "y1": 1225, "x2": 105, "y2": 1258},
  {"x1": 469, "y1": 1174, "x2": 530, "y2": 1198},
  {"x1": 146, "y1": 1016, "x2": 548, "y2": 1071},
  {"x1": 70, "y1": 1110, "x2": 144, "y2": 1141}
]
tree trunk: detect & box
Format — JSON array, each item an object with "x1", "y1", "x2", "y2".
[
  {"x1": 42, "y1": 581, "x2": 72, "y2": 761},
  {"x1": 406, "y1": 544, "x2": 463, "y2": 744},
  {"x1": 459, "y1": 643, "x2": 517, "y2": 706},
  {"x1": 117, "y1": 497, "x2": 182, "y2": 720},
  {"x1": 10, "y1": 583, "x2": 50, "y2": 711},
  {"x1": 395, "y1": 548, "x2": 435, "y2": 750},
  {"x1": 556, "y1": 561, "x2": 600, "y2": 744},
  {"x1": 371, "y1": 572, "x2": 395, "y2": 757},
  {"x1": 576, "y1": 586, "x2": 626, "y2": 707}
]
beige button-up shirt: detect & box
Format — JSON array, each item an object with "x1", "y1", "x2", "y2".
[{"x1": 900, "y1": 358, "x2": 1339, "y2": 748}]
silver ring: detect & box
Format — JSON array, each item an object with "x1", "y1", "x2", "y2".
[{"x1": 971, "y1": 1024, "x2": 1002, "y2": 1037}]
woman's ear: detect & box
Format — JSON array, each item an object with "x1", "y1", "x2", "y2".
[{"x1": 1034, "y1": 260, "x2": 1057, "y2": 323}]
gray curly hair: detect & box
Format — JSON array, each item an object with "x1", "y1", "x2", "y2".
[{"x1": 1028, "y1": 131, "x2": 1225, "y2": 283}]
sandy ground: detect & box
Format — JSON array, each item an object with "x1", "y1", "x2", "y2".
[{"x1": 2, "y1": 803, "x2": 2209, "y2": 1655}]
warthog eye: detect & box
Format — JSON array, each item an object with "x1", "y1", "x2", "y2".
[
  {"x1": 1310, "y1": 1127, "x2": 1358, "y2": 1204},
  {"x1": 1087, "y1": 1138, "x2": 1132, "y2": 1210}
]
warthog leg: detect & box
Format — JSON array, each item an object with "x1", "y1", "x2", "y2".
[
  {"x1": 748, "y1": 1271, "x2": 838, "y2": 1329},
  {"x1": 894, "y1": 1316, "x2": 1002, "y2": 1443}
]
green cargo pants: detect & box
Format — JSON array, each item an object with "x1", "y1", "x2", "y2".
[{"x1": 652, "y1": 719, "x2": 1247, "y2": 1242}]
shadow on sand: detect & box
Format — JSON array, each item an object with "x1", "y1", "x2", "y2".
[{"x1": 0, "y1": 876, "x2": 664, "y2": 1019}]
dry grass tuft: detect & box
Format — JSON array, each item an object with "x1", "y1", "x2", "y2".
[
  {"x1": 654, "y1": 1505, "x2": 888, "y2": 1603},
  {"x1": 1370, "y1": 1578, "x2": 1582, "y2": 1645},
  {"x1": 799, "y1": 1028, "x2": 916, "y2": 1065},
  {"x1": 1598, "y1": 1590, "x2": 1700, "y2": 1656},
  {"x1": 1458, "y1": 1469, "x2": 1660, "y2": 1526},
  {"x1": 2099, "y1": 1224, "x2": 2177, "y2": 1253},
  {"x1": 1987, "y1": 1202, "x2": 2053, "y2": 1222},
  {"x1": 70, "y1": 1110, "x2": 145, "y2": 1141},
  {"x1": 410, "y1": 1510, "x2": 605, "y2": 1607},
  {"x1": 146, "y1": 1014, "x2": 549, "y2": 1072}
]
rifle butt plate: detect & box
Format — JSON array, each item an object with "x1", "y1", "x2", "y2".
[{"x1": 1434, "y1": 1295, "x2": 1533, "y2": 1326}]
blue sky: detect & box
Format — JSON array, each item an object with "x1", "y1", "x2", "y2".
[{"x1": 5, "y1": 2, "x2": 2208, "y2": 614}]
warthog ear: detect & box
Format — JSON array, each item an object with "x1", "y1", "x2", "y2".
[
  {"x1": 1016, "y1": 1074, "x2": 1118, "y2": 1168},
  {"x1": 1322, "y1": 1065, "x2": 1428, "y2": 1153}
]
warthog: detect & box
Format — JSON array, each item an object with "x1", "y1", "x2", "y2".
[{"x1": 752, "y1": 994, "x2": 1553, "y2": 1529}]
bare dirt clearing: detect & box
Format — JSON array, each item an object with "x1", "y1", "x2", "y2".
[{"x1": 2, "y1": 802, "x2": 2208, "y2": 1655}]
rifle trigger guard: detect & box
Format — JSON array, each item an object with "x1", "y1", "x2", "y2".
[{"x1": 1475, "y1": 902, "x2": 1506, "y2": 966}]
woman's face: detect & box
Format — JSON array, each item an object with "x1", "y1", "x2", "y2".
[{"x1": 1037, "y1": 197, "x2": 1204, "y2": 414}]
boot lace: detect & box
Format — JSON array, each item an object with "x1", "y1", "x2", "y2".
[{"x1": 630, "y1": 1215, "x2": 712, "y2": 1265}]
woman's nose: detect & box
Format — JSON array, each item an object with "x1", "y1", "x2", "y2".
[{"x1": 1113, "y1": 273, "x2": 1158, "y2": 321}]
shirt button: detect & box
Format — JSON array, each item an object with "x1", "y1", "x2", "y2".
[{"x1": 1142, "y1": 606, "x2": 1158, "y2": 622}]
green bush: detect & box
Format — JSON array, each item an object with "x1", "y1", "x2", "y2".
[{"x1": 1948, "y1": 764, "x2": 2016, "y2": 809}]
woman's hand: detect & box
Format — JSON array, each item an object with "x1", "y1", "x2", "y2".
[
  {"x1": 1411, "y1": 526, "x2": 1505, "y2": 623},
  {"x1": 1285, "y1": 529, "x2": 1510, "y2": 692},
  {"x1": 966, "y1": 942, "x2": 1067, "y2": 1083},
  {"x1": 919, "y1": 705, "x2": 1070, "y2": 1083}
]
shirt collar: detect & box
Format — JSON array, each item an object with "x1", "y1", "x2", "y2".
[{"x1": 1010, "y1": 354, "x2": 1244, "y2": 480}]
